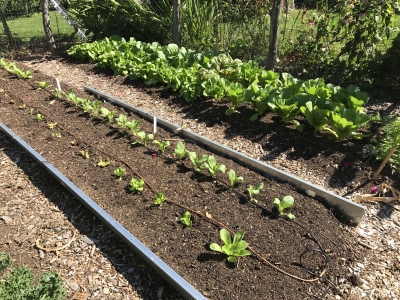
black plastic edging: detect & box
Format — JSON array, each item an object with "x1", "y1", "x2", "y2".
[
  {"x1": 0, "y1": 122, "x2": 206, "y2": 300},
  {"x1": 84, "y1": 86, "x2": 365, "y2": 223}
]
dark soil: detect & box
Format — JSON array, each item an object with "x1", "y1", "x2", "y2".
[{"x1": 0, "y1": 66, "x2": 367, "y2": 299}]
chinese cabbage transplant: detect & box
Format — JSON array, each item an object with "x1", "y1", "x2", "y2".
[{"x1": 67, "y1": 36, "x2": 371, "y2": 140}]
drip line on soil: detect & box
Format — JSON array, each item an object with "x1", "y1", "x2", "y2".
[{"x1": 3, "y1": 76, "x2": 330, "y2": 283}]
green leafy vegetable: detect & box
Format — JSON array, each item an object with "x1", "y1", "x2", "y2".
[
  {"x1": 36, "y1": 81, "x2": 52, "y2": 90},
  {"x1": 200, "y1": 156, "x2": 226, "y2": 178},
  {"x1": 126, "y1": 119, "x2": 141, "y2": 135},
  {"x1": 247, "y1": 183, "x2": 264, "y2": 203},
  {"x1": 273, "y1": 195, "x2": 295, "y2": 219},
  {"x1": 209, "y1": 229, "x2": 251, "y2": 262},
  {"x1": 29, "y1": 108, "x2": 34, "y2": 115},
  {"x1": 188, "y1": 151, "x2": 209, "y2": 173},
  {"x1": 116, "y1": 114, "x2": 128, "y2": 128},
  {"x1": 154, "y1": 192, "x2": 166, "y2": 206},
  {"x1": 36, "y1": 114, "x2": 43, "y2": 122},
  {"x1": 228, "y1": 169, "x2": 244, "y2": 187},
  {"x1": 80, "y1": 149, "x2": 90, "y2": 159},
  {"x1": 172, "y1": 141, "x2": 189, "y2": 160},
  {"x1": 113, "y1": 167, "x2": 126, "y2": 180},
  {"x1": 135, "y1": 131, "x2": 154, "y2": 146},
  {"x1": 97, "y1": 158, "x2": 110, "y2": 167},
  {"x1": 152, "y1": 140, "x2": 170, "y2": 153},
  {"x1": 100, "y1": 107, "x2": 116, "y2": 122},
  {"x1": 180, "y1": 211, "x2": 192, "y2": 227},
  {"x1": 129, "y1": 178, "x2": 144, "y2": 192}
]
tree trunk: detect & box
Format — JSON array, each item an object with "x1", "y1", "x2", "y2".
[
  {"x1": 41, "y1": 0, "x2": 57, "y2": 56},
  {"x1": 0, "y1": 9, "x2": 13, "y2": 45},
  {"x1": 172, "y1": 0, "x2": 180, "y2": 46},
  {"x1": 266, "y1": 0, "x2": 283, "y2": 70},
  {"x1": 22, "y1": 0, "x2": 29, "y2": 14}
]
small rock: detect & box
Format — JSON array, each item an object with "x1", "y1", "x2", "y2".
[
  {"x1": 80, "y1": 236, "x2": 99, "y2": 245},
  {"x1": 0, "y1": 216, "x2": 12, "y2": 224},
  {"x1": 67, "y1": 281, "x2": 80, "y2": 291},
  {"x1": 39, "y1": 250, "x2": 44, "y2": 259}
]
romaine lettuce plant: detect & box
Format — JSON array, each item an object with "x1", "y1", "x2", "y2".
[
  {"x1": 97, "y1": 158, "x2": 110, "y2": 167},
  {"x1": 100, "y1": 107, "x2": 116, "y2": 122},
  {"x1": 154, "y1": 192, "x2": 166, "y2": 206},
  {"x1": 126, "y1": 119, "x2": 141, "y2": 135},
  {"x1": 188, "y1": 151, "x2": 208, "y2": 173},
  {"x1": 173, "y1": 141, "x2": 189, "y2": 160},
  {"x1": 273, "y1": 195, "x2": 295, "y2": 219},
  {"x1": 180, "y1": 211, "x2": 192, "y2": 227},
  {"x1": 135, "y1": 131, "x2": 154, "y2": 146},
  {"x1": 36, "y1": 81, "x2": 51, "y2": 90},
  {"x1": 247, "y1": 183, "x2": 264, "y2": 203},
  {"x1": 129, "y1": 178, "x2": 144, "y2": 192},
  {"x1": 200, "y1": 156, "x2": 226, "y2": 178},
  {"x1": 113, "y1": 167, "x2": 126, "y2": 180},
  {"x1": 228, "y1": 169, "x2": 244, "y2": 187},
  {"x1": 209, "y1": 229, "x2": 251, "y2": 262},
  {"x1": 47, "y1": 122, "x2": 57, "y2": 129},
  {"x1": 116, "y1": 114, "x2": 128, "y2": 128},
  {"x1": 152, "y1": 140, "x2": 170, "y2": 153},
  {"x1": 80, "y1": 149, "x2": 90, "y2": 159}
]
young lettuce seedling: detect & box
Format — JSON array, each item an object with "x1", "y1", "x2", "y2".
[
  {"x1": 36, "y1": 81, "x2": 51, "y2": 90},
  {"x1": 52, "y1": 132, "x2": 62, "y2": 138},
  {"x1": 113, "y1": 167, "x2": 126, "y2": 180},
  {"x1": 29, "y1": 108, "x2": 34, "y2": 115},
  {"x1": 273, "y1": 195, "x2": 295, "y2": 219},
  {"x1": 91, "y1": 100, "x2": 102, "y2": 116},
  {"x1": 80, "y1": 149, "x2": 90, "y2": 159},
  {"x1": 52, "y1": 89, "x2": 63, "y2": 99},
  {"x1": 135, "y1": 131, "x2": 154, "y2": 146},
  {"x1": 36, "y1": 114, "x2": 43, "y2": 122},
  {"x1": 116, "y1": 114, "x2": 128, "y2": 128},
  {"x1": 129, "y1": 178, "x2": 144, "y2": 192},
  {"x1": 47, "y1": 122, "x2": 57, "y2": 129},
  {"x1": 172, "y1": 141, "x2": 189, "y2": 160},
  {"x1": 100, "y1": 107, "x2": 116, "y2": 122},
  {"x1": 247, "y1": 183, "x2": 264, "y2": 203},
  {"x1": 228, "y1": 169, "x2": 244, "y2": 187},
  {"x1": 97, "y1": 158, "x2": 110, "y2": 167},
  {"x1": 180, "y1": 211, "x2": 192, "y2": 227},
  {"x1": 200, "y1": 156, "x2": 226, "y2": 178},
  {"x1": 154, "y1": 192, "x2": 166, "y2": 206},
  {"x1": 210, "y1": 228, "x2": 251, "y2": 262},
  {"x1": 188, "y1": 151, "x2": 208, "y2": 172},
  {"x1": 152, "y1": 140, "x2": 170, "y2": 153},
  {"x1": 126, "y1": 119, "x2": 141, "y2": 136}
]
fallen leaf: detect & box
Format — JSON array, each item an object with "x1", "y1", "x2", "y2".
[{"x1": 71, "y1": 292, "x2": 91, "y2": 300}]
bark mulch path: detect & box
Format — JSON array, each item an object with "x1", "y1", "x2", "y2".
[{"x1": 0, "y1": 64, "x2": 369, "y2": 300}]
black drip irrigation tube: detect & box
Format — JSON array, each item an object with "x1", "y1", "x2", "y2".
[
  {"x1": 84, "y1": 86, "x2": 366, "y2": 223},
  {"x1": 0, "y1": 122, "x2": 206, "y2": 300}
]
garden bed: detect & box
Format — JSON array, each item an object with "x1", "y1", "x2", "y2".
[{"x1": 0, "y1": 66, "x2": 366, "y2": 299}]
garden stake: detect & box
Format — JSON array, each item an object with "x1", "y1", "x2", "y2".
[
  {"x1": 372, "y1": 145, "x2": 397, "y2": 180},
  {"x1": 55, "y1": 77, "x2": 61, "y2": 91}
]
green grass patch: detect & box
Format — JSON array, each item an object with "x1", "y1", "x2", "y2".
[{"x1": 2, "y1": 12, "x2": 75, "y2": 41}]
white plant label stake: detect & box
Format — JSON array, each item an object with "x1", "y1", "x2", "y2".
[
  {"x1": 153, "y1": 116, "x2": 157, "y2": 135},
  {"x1": 55, "y1": 78, "x2": 61, "y2": 91}
]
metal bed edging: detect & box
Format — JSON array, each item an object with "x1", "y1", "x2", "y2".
[
  {"x1": 84, "y1": 86, "x2": 365, "y2": 223},
  {"x1": 0, "y1": 122, "x2": 206, "y2": 300}
]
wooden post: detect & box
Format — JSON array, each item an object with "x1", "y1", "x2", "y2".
[
  {"x1": 172, "y1": 0, "x2": 180, "y2": 46},
  {"x1": 266, "y1": 0, "x2": 283, "y2": 71},
  {"x1": 0, "y1": 9, "x2": 13, "y2": 44},
  {"x1": 372, "y1": 146, "x2": 397, "y2": 180},
  {"x1": 41, "y1": 0, "x2": 57, "y2": 56}
]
